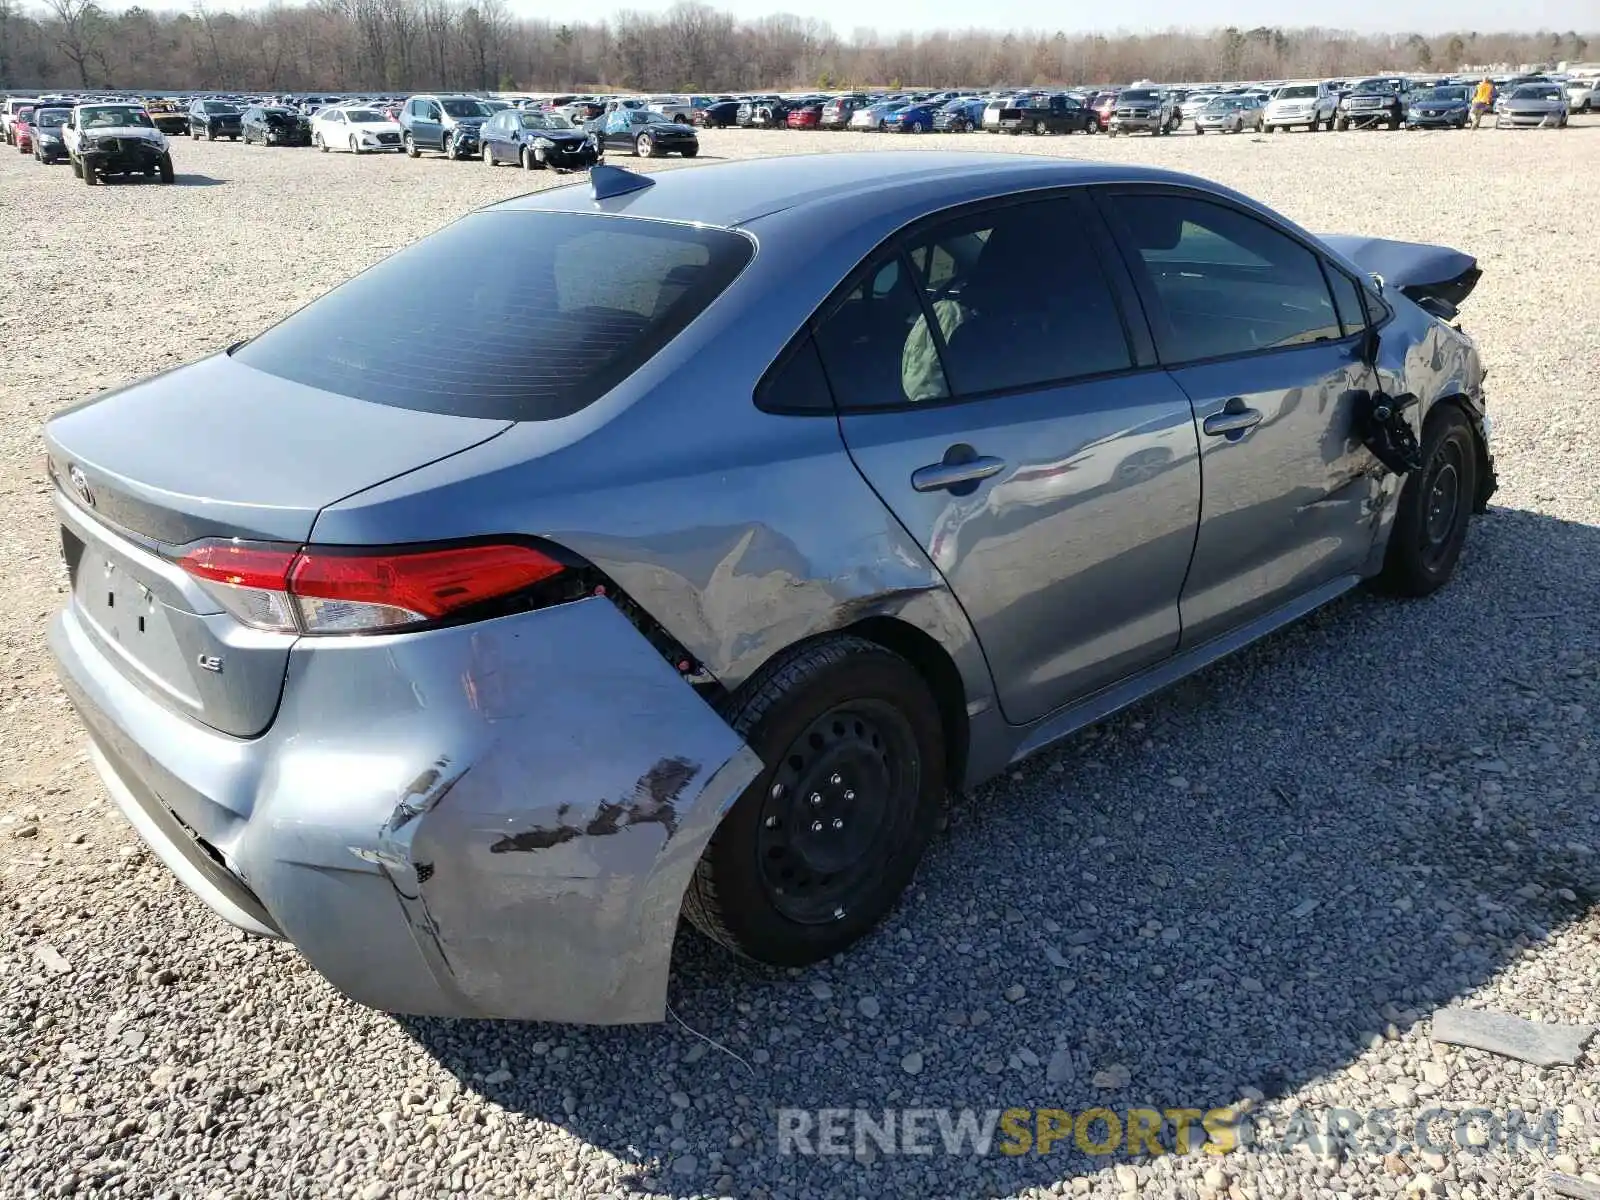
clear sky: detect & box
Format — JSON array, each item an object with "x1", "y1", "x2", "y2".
[
  {"x1": 521, "y1": 0, "x2": 1586, "y2": 36},
  {"x1": 136, "y1": 0, "x2": 1597, "y2": 36}
]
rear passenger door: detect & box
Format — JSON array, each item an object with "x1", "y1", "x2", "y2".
[
  {"x1": 1094, "y1": 187, "x2": 1383, "y2": 646},
  {"x1": 809, "y1": 193, "x2": 1202, "y2": 726}
]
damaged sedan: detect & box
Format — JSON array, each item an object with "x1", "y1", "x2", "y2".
[{"x1": 46, "y1": 154, "x2": 1494, "y2": 1025}]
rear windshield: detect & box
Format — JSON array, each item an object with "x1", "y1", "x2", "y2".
[{"x1": 235, "y1": 211, "x2": 754, "y2": 421}]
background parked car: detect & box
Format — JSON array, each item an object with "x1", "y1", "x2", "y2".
[
  {"x1": 30, "y1": 106, "x2": 70, "y2": 161},
  {"x1": 933, "y1": 97, "x2": 986, "y2": 132},
  {"x1": 1496, "y1": 83, "x2": 1569, "y2": 128},
  {"x1": 694, "y1": 99, "x2": 740, "y2": 128},
  {"x1": 1262, "y1": 81, "x2": 1337, "y2": 131},
  {"x1": 11, "y1": 106, "x2": 35, "y2": 154},
  {"x1": 399, "y1": 94, "x2": 490, "y2": 159},
  {"x1": 885, "y1": 101, "x2": 941, "y2": 133},
  {"x1": 996, "y1": 92, "x2": 1097, "y2": 135},
  {"x1": 1563, "y1": 78, "x2": 1596, "y2": 112},
  {"x1": 188, "y1": 99, "x2": 242, "y2": 140},
  {"x1": 785, "y1": 100, "x2": 825, "y2": 129},
  {"x1": 1405, "y1": 85, "x2": 1472, "y2": 129},
  {"x1": 144, "y1": 100, "x2": 190, "y2": 136},
  {"x1": 481, "y1": 108, "x2": 599, "y2": 170},
  {"x1": 1192, "y1": 94, "x2": 1264, "y2": 134},
  {"x1": 1108, "y1": 88, "x2": 1177, "y2": 135},
  {"x1": 1336, "y1": 78, "x2": 1407, "y2": 129},
  {"x1": 598, "y1": 107, "x2": 698, "y2": 157},
  {"x1": 242, "y1": 105, "x2": 312, "y2": 147},
  {"x1": 311, "y1": 105, "x2": 405, "y2": 153},
  {"x1": 819, "y1": 94, "x2": 870, "y2": 129}
]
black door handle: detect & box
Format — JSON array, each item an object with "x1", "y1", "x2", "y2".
[{"x1": 1203, "y1": 398, "x2": 1264, "y2": 438}]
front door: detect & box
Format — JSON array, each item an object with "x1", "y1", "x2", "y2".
[
  {"x1": 1095, "y1": 187, "x2": 1384, "y2": 645},
  {"x1": 814, "y1": 194, "x2": 1202, "y2": 725}
]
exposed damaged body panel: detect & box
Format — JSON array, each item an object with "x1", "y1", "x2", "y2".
[
  {"x1": 53, "y1": 595, "x2": 759, "y2": 1024},
  {"x1": 1319, "y1": 234, "x2": 1482, "y2": 310}
]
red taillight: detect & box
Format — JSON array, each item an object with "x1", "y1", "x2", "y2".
[
  {"x1": 176, "y1": 540, "x2": 565, "y2": 635},
  {"x1": 291, "y1": 545, "x2": 563, "y2": 621}
]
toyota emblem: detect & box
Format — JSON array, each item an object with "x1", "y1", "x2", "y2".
[{"x1": 68, "y1": 464, "x2": 95, "y2": 508}]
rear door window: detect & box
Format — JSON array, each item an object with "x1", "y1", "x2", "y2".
[
  {"x1": 900, "y1": 198, "x2": 1133, "y2": 397},
  {"x1": 234, "y1": 211, "x2": 754, "y2": 421}
]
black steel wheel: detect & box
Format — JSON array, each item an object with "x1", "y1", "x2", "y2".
[
  {"x1": 683, "y1": 636, "x2": 945, "y2": 966},
  {"x1": 1374, "y1": 405, "x2": 1480, "y2": 596}
]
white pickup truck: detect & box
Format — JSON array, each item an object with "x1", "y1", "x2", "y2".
[
  {"x1": 645, "y1": 95, "x2": 694, "y2": 124},
  {"x1": 62, "y1": 102, "x2": 174, "y2": 185}
]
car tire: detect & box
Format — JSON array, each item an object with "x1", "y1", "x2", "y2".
[
  {"x1": 206, "y1": 128, "x2": 215, "y2": 141},
  {"x1": 635, "y1": 132, "x2": 654, "y2": 157},
  {"x1": 404, "y1": 132, "x2": 419, "y2": 158},
  {"x1": 1373, "y1": 406, "x2": 1480, "y2": 598},
  {"x1": 1034, "y1": 119, "x2": 1048, "y2": 135},
  {"x1": 681, "y1": 144, "x2": 698, "y2": 157},
  {"x1": 70, "y1": 156, "x2": 81, "y2": 177},
  {"x1": 520, "y1": 145, "x2": 541, "y2": 170},
  {"x1": 682, "y1": 636, "x2": 945, "y2": 967},
  {"x1": 157, "y1": 152, "x2": 174, "y2": 184},
  {"x1": 482, "y1": 143, "x2": 494, "y2": 165},
  {"x1": 1193, "y1": 124, "x2": 1203, "y2": 134},
  {"x1": 82, "y1": 159, "x2": 96, "y2": 186},
  {"x1": 441, "y1": 133, "x2": 453, "y2": 159},
  {"x1": 314, "y1": 132, "x2": 326, "y2": 152},
  {"x1": 352, "y1": 135, "x2": 363, "y2": 155},
  {"x1": 675, "y1": 114, "x2": 690, "y2": 124},
  {"x1": 1335, "y1": 116, "x2": 1348, "y2": 131}
]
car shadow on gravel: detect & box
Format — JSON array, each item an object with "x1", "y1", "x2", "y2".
[{"x1": 398, "y1": 504, "x2": 1600, "y2": 1198}]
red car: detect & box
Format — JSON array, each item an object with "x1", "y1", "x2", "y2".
[
  {"x1": 785, "y1": 103, "x2": 824, "y2": 129},
  {"x1": 1089, "y1": 92, "x2": 1118, "y2": 130},
  {"x1": 12, "y1": 106, "x2": 35, "y2": 154}
]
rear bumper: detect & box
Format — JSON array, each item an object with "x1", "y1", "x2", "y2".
[{"x1": 50, "y1": 596, "x2": 761, "y2": 1024}]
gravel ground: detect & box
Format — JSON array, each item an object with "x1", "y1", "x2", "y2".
[{"x1": 2, "y1": 123, "x2": 1599, "y2": 1200}]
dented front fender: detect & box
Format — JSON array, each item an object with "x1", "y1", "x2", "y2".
[{"x1": 233, "y1": 598, "x2": 761, "y2": 1024}]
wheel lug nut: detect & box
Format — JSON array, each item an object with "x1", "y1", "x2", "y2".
[
  {"x1": 811, "y1": 820, "x2": 824, "y2": 833},
  {"x1": 843, "y1": 789, "x2": 855, "y2": 801},
  {"x1": 770, "y1": 783, "x2": 784, "y2": 800},
  {"x1": 809, "y1": 792, "x2": 823, "y2": 807},
  {"x1": 832, "y1": 818, "x2": 844, "y2": 830},
  {"x1": 829, "y1": 773, "x2": 842, "y2": 785},
  {"x1": 764, "y1": 816, "x2": 779, "y2": 829}
]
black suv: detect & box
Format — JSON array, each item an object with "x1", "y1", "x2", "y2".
[{"x1": 188, "y1": 99, "x2": 242, "y2": 140}]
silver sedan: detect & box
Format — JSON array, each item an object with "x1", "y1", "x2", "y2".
[{"x1": 46, "y1": 154, "x2": 1495, "y2": 1025}]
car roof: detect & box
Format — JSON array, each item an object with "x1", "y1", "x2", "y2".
[{"x1": 492, "y1": 152, "x2": 1204, "y2": 229}]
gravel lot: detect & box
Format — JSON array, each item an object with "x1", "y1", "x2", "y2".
[{"x1": 3, "y1": 123, "x2": 1599, "y2": 1200}]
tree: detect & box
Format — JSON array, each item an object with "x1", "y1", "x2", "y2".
[{"x1": 43, "y1": 0, "x2": 103, "y2": 85}]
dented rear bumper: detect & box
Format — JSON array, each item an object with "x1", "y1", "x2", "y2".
[{"x1": 49, "y1": 597, "x2": 761, "y2": 1024}]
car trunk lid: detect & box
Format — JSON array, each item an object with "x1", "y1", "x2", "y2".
[{"x1": 46, "y1": 352, "x2": 511, "y2": 736}]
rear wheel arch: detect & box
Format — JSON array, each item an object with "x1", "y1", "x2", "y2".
[{"x1": 839, "y1": 616, "x2": 970, "y2": 789}]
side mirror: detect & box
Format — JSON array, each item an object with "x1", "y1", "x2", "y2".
[{"x1": 1414, "y1": 295, "x2": 1459, "y2": 322}]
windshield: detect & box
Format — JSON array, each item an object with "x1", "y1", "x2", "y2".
[
  {"x1": 236, "y1": 211, "x2": 754, "y2": 422},
  {"x1": 82, "y1": 106, "x2": 154, "y2": 128},
  {"x1": 1206, "y1": 98, "x2": 1245, "y2": 111},
  {"x1": 1415, "y1": 87, "x2": 1468, "y2": 101},
  {"x1": 202, "y1": 101, "x2": 237, "y2": 113},
  {"x1": 440, "y1": 99, "x2": 489, "y2": 118},
  {"x1": 345, "y1": 109, "x2": 387, "y2": 122},
  {"x1": 37, "y1": 110, "x2": 68, "y2": 127},
  {"x1": 1513, "y1": 86, "x2": 1562, "y2": 101},
  {"x1": 1120, "y1": 90, "x2": 1159, "y2": 102},
  {"x1": 520, "y1": 113, "x2": 572, "y2": 129},
  {"x1": 1352, "y1": 79, "x2": 1393, "y2": 92},
  {"x1": 1277, "y1": 85, "x2": 1317, "y2": 99}
]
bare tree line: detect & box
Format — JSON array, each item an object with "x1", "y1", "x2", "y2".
[{"x1": 1, "y1": 0, "x2": 1591, "y2": 93}]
